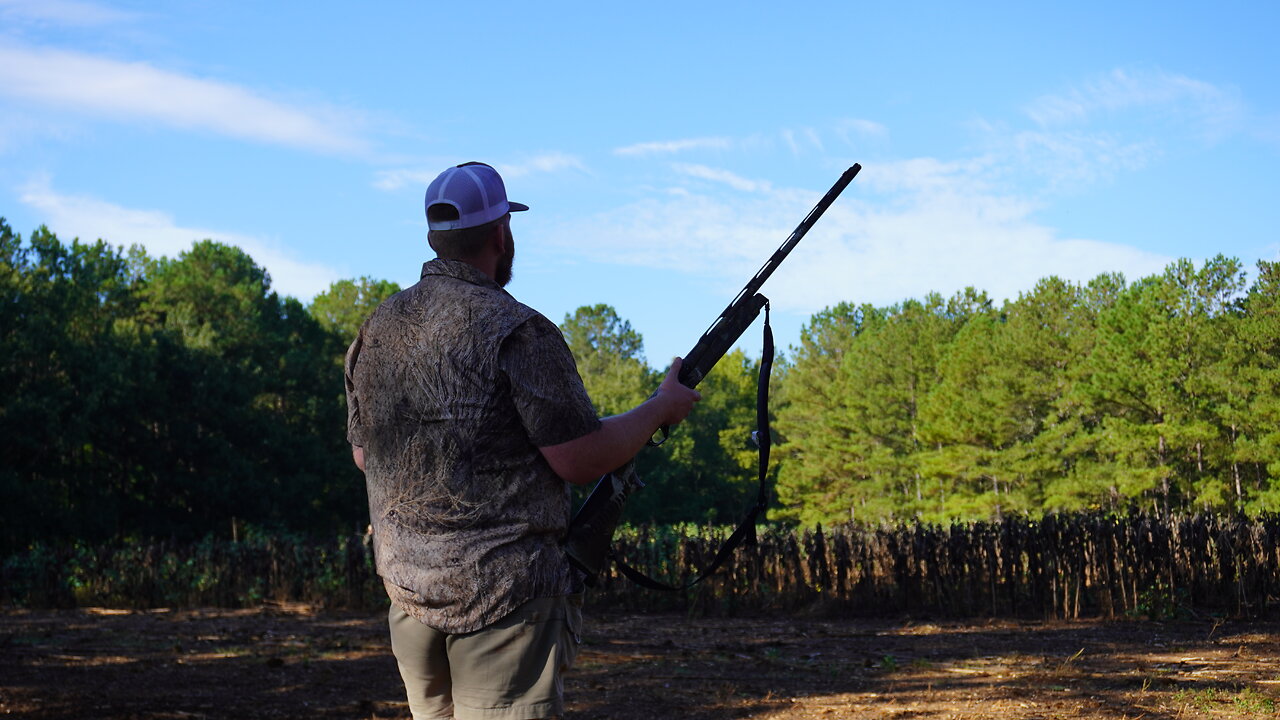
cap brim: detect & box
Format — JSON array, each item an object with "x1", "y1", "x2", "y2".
[{"x1": 509, "y1": 201, "x2": 529, "y2": 212}]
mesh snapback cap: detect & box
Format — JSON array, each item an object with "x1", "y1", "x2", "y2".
[{"x1": 425, "y1": 161, "x2": 529, "y2": 231}]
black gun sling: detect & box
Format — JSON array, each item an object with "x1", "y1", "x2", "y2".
[{"x1": 609, "y1": 300, "x2": 775, "y2": 592}]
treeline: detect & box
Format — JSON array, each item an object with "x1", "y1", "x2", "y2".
[
  {"x1": 5, "y1": 217, "x2": 1280, "y2": 556},
  {"x1": 540, "y1": 257, "x2": 1280, "y2": 529},
  {"x1": 774, "y1": 258, "x2": 1280, "y2": 526},
  {"x1": 0, "y1": 221, "x2": 394, "y2": 554},
  {"x1": 0, "y1": 221, "x2": 763, "y2": 554}
]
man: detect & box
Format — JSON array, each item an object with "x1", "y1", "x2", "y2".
[{"x1": 345, "y1": 161, "x2": 700, "y2": 720}]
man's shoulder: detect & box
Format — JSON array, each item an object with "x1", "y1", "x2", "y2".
[
  {"x1": 504, "y1": 307, "x2": 568, "y2": 347},
  {"x1": 376, "y1": 271, "x2": 527, "y2": 313},
  {"x1": 365, "y1": 275, "x2": 547, "y2": 347}
]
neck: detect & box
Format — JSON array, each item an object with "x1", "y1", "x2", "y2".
[
  {"x1": 461, "y1": 255, "x2": 498, "y2": 283},
  {"x1": 437, "y1": 254, "x2": 498, "y2": 283}
]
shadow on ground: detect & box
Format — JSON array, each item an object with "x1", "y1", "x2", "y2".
[{"x1": 3, "y1": 606, "x2": 1278, "y2": 719}]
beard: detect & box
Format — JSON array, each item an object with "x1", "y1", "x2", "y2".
[{"x1": 495, "y1": 237, "x2": 514, "y2": 287}]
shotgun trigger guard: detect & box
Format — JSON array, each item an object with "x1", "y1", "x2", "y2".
[{"x1": 647, "y1": 426, "x2": 669, "y2": 447}]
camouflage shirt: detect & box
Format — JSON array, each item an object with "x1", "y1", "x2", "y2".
[{"x1": 345, "y1": 258, "x2": 601, "y2": 633}]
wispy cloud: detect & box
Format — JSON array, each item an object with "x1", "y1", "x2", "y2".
[
  {"x1": 0, "y1": 0, "x2": 139, "y2": 26},
  {"x1": 1024, "y1": 68, "x2": 1246, "y2": 140},
  {"x1": 547, "y1": 159, "x2": 1172, "y2": 315},
  {"x1": 0, "y1": 113, "x2": 76, "y2": 154},
  {"x1": 773, "y1": 159, "x2": 1171, "y2": 312},
  {"x1": 0, "y1": 44, "x2": 370, "y2": 155},
  {"x1": 616, "y1": 120, "x2": 882, "y2": 162},
  {"x1": 614, "y1": 137, "x2": 733, "y2": 156},
  {"x1": 1008, "y1": 130, "x2": 1159, "y2": 188},
  {"x1": 672, "y1": 164, "x2": 772, "y2": 193},
  {"x1": 373, "y1": 153, "x2": 586, "y2": 191},
  {"x1": 835, "y1": 118, "x2": 888, "y2": 141},
  {"x1": 498, "y1": 153, "x2": 587, "y2": 178},
  {"x1": 781, "y1": 127, "x2": 825, "y2": 156},
  {"x1": 551, "y1": 70, "x2": 1253, "y2": 313},
  {"x1": 957, "y1": 67, "x2": 1251, "y2": 193},
  {"x1": 19, "y1": 177, "x2": 342, "y2": 301},
  {"x1": 372, "y1": 169, "x2": 437, "y2": 192},
  {"x1": 781, "y1": 129, "x2": 802, "y2": 156}
]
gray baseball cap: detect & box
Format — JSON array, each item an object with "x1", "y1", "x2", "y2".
[{"x1": 424, "y1": 162, "x2": 529, "y2": 231}]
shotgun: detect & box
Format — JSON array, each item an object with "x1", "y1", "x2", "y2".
[{"x1": 564, "y1": 164, "x2": 862, "y2": 579}]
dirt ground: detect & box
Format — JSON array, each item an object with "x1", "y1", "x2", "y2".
[{"x1": 3, "y1": 605, "x2": 1279, "y2": 719}]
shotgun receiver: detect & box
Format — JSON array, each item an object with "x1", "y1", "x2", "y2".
[{"x1": 564, "y1": 164, "x2": 862, "y2": 580}]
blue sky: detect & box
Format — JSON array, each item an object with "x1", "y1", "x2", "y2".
[{"x1": 2, "y1": 1, "x2": 1277, "y2": 367}]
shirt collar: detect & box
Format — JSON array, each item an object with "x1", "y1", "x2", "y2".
[{"x1": 420, "y1": 258, "x2": 501, "y2": 290}]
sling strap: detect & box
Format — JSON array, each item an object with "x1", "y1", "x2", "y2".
[{"x1": 610, "y1": 299, "x2": 774, "y2": 591}]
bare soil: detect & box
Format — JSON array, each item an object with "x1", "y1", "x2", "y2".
[{"x1": 3, "y1": 605, "x2": 1279, "y2": 719}]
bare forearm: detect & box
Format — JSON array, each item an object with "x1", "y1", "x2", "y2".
[
  {"x1": 547, "y1": 399, "x2": 669, "y2": 485},
  {"x1": 599, "y1": 399, "x2": 671, "y2": 464},
  {"x1": 539, "y1": 358, "x2": 701, "y2": 485}
]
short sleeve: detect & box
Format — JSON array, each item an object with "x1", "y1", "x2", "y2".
[
  {"x1": 499, "y1": 314, "x2": 602, "y2": 447},
  {"x1": 344, "y1": 327, "x2": 367, "y2": 447}
]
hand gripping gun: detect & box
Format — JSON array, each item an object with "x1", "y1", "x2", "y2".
[{"x1": 564, "y1": 164, "x2": 862, "y2": 584}]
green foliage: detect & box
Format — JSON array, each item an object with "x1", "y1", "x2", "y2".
[
  {"x1": 561, "y1": 303, "x2": 653, "y2": 416},
  {"x1": 771, "y1": 302, "x2": 870, "y2": 525},
  {"x1": 774, "y1": 257, "x2": 1280, "y2": 526},
  {"x1": 1125, "y1": 579, "x2": 1190, "y2": 621},
  {"x1": 1072, "y1": 256, "x2": 1246, "y2": 515},
  {"x1": 558, "y1": 305, "x2": 767, "y2": 524},
  {"x1": 1226, "y1": 260, "x2": 1280, "y2": 512},
  {"x1": 0, "y1": 221, "x2": 373, "y2": 553},
  {"x1": 7, "y1": 211, "x2": 1280, "y2": 548},
  {"x1": 775, "y1": 292, "x2": 979, "y2": 525},
  {"x1": 0, "y1": 531, "x2": 384, "y2": 609},
  {"x1": 308, "y1": 276, "x2": 401, "y2": 345},
  {"x1": 629, "y1": 349, "x2": 767, "y2": 524}
]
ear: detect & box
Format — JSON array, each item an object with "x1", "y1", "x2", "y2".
[{"x1": 490, "y1": 222, "x2": 508, "y2": 255}]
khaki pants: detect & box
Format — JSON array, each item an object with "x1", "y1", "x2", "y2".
[{"x1": 388, "y1": 595, "x2": 583, "y2": 720}]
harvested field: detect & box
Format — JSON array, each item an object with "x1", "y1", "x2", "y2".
[{"x1": 3, "y1": 605, "x2": 1279, "y2": 719}]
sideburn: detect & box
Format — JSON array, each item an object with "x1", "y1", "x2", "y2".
[{"x1": 496, "y1": 236, "x2": 514, "y2": 287}]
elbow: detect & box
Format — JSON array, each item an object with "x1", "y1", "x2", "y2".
[
  {"x1": 563, "y1": 469, "x2": 603, "y2": 486},
  {"x1": 545, "y1": 458, "x2": 600, "y2": 486},
  {"x1": 539, "y1": 437, "x2": 605, "y2": 486}
]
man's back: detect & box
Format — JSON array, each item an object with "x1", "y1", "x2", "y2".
[
  {"x1": 346, "y1": 258, "x2": 599, "y2": 633},
  {"x1": 347, "y1": 161, "x2": 700, "y2": 720}
]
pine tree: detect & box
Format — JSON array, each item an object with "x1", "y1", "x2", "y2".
[
  {"x1": 1228, "y1": 260, "x2": 1280, "y2": 510},
  {"x1": 1075, "y1": 257, "x2": 1245, "y2": 514}
]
